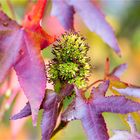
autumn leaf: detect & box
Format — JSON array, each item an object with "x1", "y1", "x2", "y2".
[
  {"x1": 11, "y1": 84, "x2": 74, "y2": 139},
  {"x1": 109, "y1": 115, "x2": 140, "y2": 140},
  {"x1": 10, "y1": 102, "x2": 31, "y2": 120},
  {"x1": 51, "y1": 0, "x2": 75, "y2": 30},
  {"x1": 104, "y1": 58, "x2": 140, "y2": 99},
  {"x1": 0, "y1": 0, "x2": 55, "y2": 125},
  {"x1": 11, "y1": 90, "x2": 60, "y2": 140},
  {"x1": 41, "y1": 90, "x2": 59, "y2": 140},
  {"x1": 51, "y1": 0, "x2": 120, "y2": 55},
  {"x1": 62, "y1": 81, "x2": 140, "y2": 140}
]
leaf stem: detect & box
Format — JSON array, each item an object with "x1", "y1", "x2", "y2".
[{"x1": 84, "y1": 79, "x2": 104, "y2": 92}]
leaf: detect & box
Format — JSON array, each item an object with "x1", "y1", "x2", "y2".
[
  {"x1": 0, "y1": 0, "x2": 57, "y2": 125},
  {"x1": 112, "y1": 86, "x2": 140, "y2": 98},
  {"x1": 10, "y1": 93, "x2": 28, "y2": 137},
  {"x1": 110, "y1": 63, "x2": 128, "y2": 78},
  {"x1": 23, "y1": 0, "x2": 55, "y2": 49},
  {"x1": 51, "y1": 0, "x2": 75, "y2": 30},
  {"x1": 62, "y1": 81, "x2": 140, "y2": 140},
  {"x1": 109, "y1": 115, "x2": 140, "y2": 140},
  {"x1": 51, "y1": 1, "x2": 120, "y2": 55},
  {"x1": 14, "y1": 31, "x2": 46, "y2": 125},
  {"x1": 68, "y1": 0, "x2": 121, "y2": 54},
  {"x1": 41, "y1": 90, "x2": 59, "y2": 140},
  {"x1": 0, "y1": 11, "x2": 22, "y2": 82},
  {"x1": 10, "y1": 102, "x2": 31, "y2": 120},
  {"x1": 105, "y1": 59, "x2": 140, "y2": 99},
  {"x1": 23, "y1": 0, "x2": 47, "y2": 29}
]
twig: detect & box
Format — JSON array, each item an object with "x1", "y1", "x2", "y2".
[{"x1": 84, "y1": 79, "x2": 104, "y2": 92}]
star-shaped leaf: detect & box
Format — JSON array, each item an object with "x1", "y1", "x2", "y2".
[
  {"x1": 0, "y1": 0, "x2": 55, "y2": 125},
  {"x1": 62, "y1": 81, "x2": 140, "y2": 140},
  {"x1": 51, "y1": 0, "x2": 120, "y2": 55}
]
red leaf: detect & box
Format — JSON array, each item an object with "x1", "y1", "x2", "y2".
[
  {"x1": 23, "y1": 0, "x2": 55, "y2": 49},
  {"x1": 23, "y1": 0, "x2": 47, "y2": 29}
]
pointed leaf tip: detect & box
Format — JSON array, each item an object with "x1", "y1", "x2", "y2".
[
  {"x1": 66, "y1": 0, "x2": 121, "y2": 55},
  {"x1": 23, "y1": 0, "x2": 47, "y2": 29},
  {"x1": 111, "y1": 63, "x2": 128, "y2": 78},
  {"x1": 112, "y1": 86, "x2": 140, "y2": 98},
  {"x1": 41, "y1": 91, "x2": 59, "y2": 140},
  {"x1": 14, "y1": 31, "x2": 46, "y2": 125},
  {"x1": 51, "y1": 0, "x2": 74, "y2": 30},
  {"x1": 10, "y1": 102, "x2": 31, "y2": 120}
]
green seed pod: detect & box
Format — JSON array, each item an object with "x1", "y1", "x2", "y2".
[{"x1": 49, "y1": 32, "x2": 90, "y2": 88}]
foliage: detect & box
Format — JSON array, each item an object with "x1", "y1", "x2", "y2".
[{"x1": 0, "y1": 0, "x2": 140, "y2": 140}]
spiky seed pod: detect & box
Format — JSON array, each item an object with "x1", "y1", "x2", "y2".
[{"x1": 49, "y1": 32, "x2": 91, "y2": 88}]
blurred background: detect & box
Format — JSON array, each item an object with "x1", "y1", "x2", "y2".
[{"x1": 0, "y1": 0, "x2": 140, "y2": 139}]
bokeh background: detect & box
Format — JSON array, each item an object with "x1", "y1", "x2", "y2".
[{"x1": 0, "y1": 0, "x2": 140, "y2": 139}]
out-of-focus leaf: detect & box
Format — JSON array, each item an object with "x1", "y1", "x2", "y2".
[
  {"x1": 105, "y1": 58, "x2": 140, "y2": 99},
  {"x1": 62, "y1": 81, "x2": 140, "y2": 140},
  {"x1": 23, "y1": 0, "x2": 47, "y2": 29},
  {"x1": 11, "y1": 102, "x2": 31, "y2": 120},
  {"x1": 65, "y1": 0, "x2": 120, "y2": 55},
  {"x1": 51, "y1": 0, "x2": 74, "y2": 30},
  {"x1": 11, "y1": 93, "x2": 28, "y2": 137},
  {"x1": 109, "y1": 115, "x2": 140, "y2": 140},
  {"x1": 23, "y1": 0, "x2": 55, "y2": 49},
  {"x1": 51, "y1": 0, "x2": 120, "y2": 55},
  {"x1": 0, "y1": 11, "x2": 22, "y2": 82},
  {"x1": 110, "y1": 64, "x2": 128, "y2": 78},
  {"x1": 112, "y1": 86, "x2": 140, "y2": 98},
  {"x1": 41, "y1": 90, "x2": 59, "y2": 140}
]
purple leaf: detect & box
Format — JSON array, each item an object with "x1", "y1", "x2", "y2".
[
  {"x1": 66, "y1": 0, "x2": 120, "y2": 55},
  {"x1": 112, "y1": 86, "x2": 140, "y2": 98},
  {"x1": 62, "y1": 82, "x2": 140, "y2": 140},
  {"x1": 0, "y1": 10, "x2": 48, "y2": 126},
  {"x1": 10, "y1": 102, "x2": 31, "y2": 120},
  {"x1": 92, "y1": 80, "x2": 110, "y2": 98},
  {"x1": 109, "y1": 115, "x2": 140, "y2": 140},
  {"x1": 41, "y1": 90, "x2": 59, "y2": 140},
  {"x1": 14, "y1": 31, "x2": 46, "y2": 126},
  {"x1": 62, "y1": 86, "x2": 109, "y2": 140},
  {"x1": 95, "y1": 96, "x2": 140, "y2": 114},
  {"x1": 0, "y1": 11, "x2": 22, "y2": 82},
  {"x1": 111, "y1": 64, "x2": 128, "y2": 78},
  {"x1": 51, "y1": 0, "x2": 75, "y2": 30}
]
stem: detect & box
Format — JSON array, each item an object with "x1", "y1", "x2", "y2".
[
  {"x1": 84, "y1": 79, "x2": 104, "y2": 92},
  {"x1": 51, "y1": 121, "x2": 68, "y2": 138}
]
